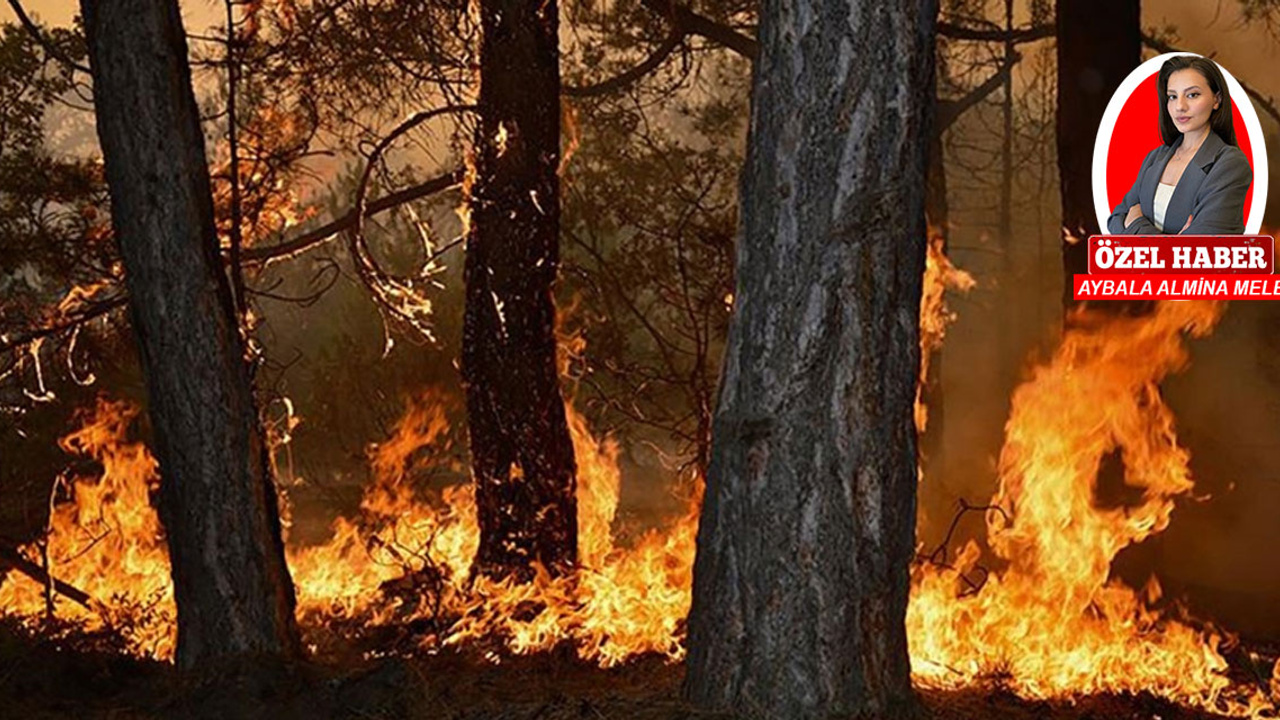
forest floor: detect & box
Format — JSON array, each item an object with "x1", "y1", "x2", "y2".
[{"x1": 0, "y1": 623, "x2": 1249, "y2": 720}]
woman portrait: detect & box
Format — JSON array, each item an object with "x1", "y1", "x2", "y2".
[{"x1": 1106, "y1": 55, "x2": 1252, "y2": 235}]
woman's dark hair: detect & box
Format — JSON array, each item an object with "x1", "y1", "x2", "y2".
[{"x1": 1157, "y1": 55, "x2": 1237, "y2": 147}]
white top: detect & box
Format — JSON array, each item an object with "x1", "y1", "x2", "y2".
[{"x1": 1153, "y1": 182, "x2": 1176, "y2": 231}]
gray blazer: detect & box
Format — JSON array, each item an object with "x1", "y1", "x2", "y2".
[{"x1": 1106, "y1": 131, "x2": 1252, "y2": 235}]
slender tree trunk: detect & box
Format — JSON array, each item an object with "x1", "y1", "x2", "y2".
[
  {"x1": 1000, "y1": 0, "x2": 1015, "y2": 262},
  {"x1": 1057, "y1": 0, "x2": 1139, "y2": 309},
  {"x1": 462, "y1": 0, "x2": 578, "y2": 578},
  {"x1": 922, "y1": 59, "x2": 949, "y2": 476},
  {"x1": 998, "y1": 0, "x2": 1017, "y2": 386},
  {"x1": 80, "y1": 0, "x2": 300, "y2": 668},
  {"x1": 683, "y1": 0, "x2": 937, "y2": 716}
]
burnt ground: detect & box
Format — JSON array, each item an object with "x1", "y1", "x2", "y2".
[{"x1": 0, "y1": 622, "x2": 1261, "y2": 720}]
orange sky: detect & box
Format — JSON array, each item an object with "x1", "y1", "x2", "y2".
[{"x1": 3, "y1": 0, "x2": 218, "y2": 35}]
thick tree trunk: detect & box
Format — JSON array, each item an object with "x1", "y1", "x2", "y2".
[
  {"x1": 683, "y1": 0, "x2": 936, "y2": 716},
  {"x1": 462, "y1": 0, "x2": 578, "y2": 578},
  {"x1": 80, "y1": 0, "x2": 300, "y2": 669},
  {"x1": 1057, "y1": 0, "x2": 1139, "y2": 309}
]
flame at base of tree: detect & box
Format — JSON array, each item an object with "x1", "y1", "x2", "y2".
[
  {"x1": 0, "y1": 391, "x2": 697, "y2": 668},
  {"x1": 2, "y1": 255, "x2": 1278, "y2": 715},
  {"x1": 288, "y1": 391, "x2": 698, "y2": 666}
]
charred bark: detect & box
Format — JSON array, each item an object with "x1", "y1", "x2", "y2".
[
  {"x1": 1057, "y1": 0, "x2": 1140, "y2": 309},
  {"x1": 462, "y1": 0, "x2": 578, "y2": 579},
  {"x1": 80, "y1": 0, "x2": 300, "y2": 668},
  {"x1": 683, "y1": 0, "x2": 936, "y2": 716}
]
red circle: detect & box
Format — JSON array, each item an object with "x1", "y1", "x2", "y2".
[{"x1": 1106, "y1": 74, "x2": 1254, "y2": 225}]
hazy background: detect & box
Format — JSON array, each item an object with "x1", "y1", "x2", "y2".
[{"x1": 7, "y1": 0, "x2": 1280, "y2": 639}]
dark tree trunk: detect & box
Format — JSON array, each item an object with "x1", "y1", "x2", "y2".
[
  {"x1": 997, "y1": 0, "x2": 1017, "y2": 386},
  {"x1": 1000, "y1": 0, "x2": 1016, "y2": 262},
  {"x1": 1057, "y1": 0, "x2": 1140, "y2": 309},
  {"x1": 80, "y1": 0, "x2": 300, "y2": 668},
  {"x1": 683, "y1": 0, "x2": 936, "y2": 716},
  {"x1": 462, "y1": 0, "x2": 577, "y2": 578},
  {"x1": 922, "y1": 63, "x2": 949, "y2": 475}
]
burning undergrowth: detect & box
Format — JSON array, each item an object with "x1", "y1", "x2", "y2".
[
  {"x1": 909, "y1": 300, "x2": 1277, "y2": 716},
  {"x1": 0, "y1": 388, "x2": 699, "y2": 668},
  {"x1": 1, "y1": 239, "x2": 1278, "y2": 716}
]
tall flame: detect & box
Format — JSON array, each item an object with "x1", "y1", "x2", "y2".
[
  {"x1": 0, "y1": 398, "x2": 174, "y2": 658},
  {"x1": 3, "y1": 236, "x2": 1277, "y2": 716},
  {"x1": 909, "y1": 300, "x2": 1274, "y2": 715}
]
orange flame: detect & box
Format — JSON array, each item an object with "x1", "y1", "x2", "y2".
[
  {"x1": 909, "y1": 300, "x2": 1275, "y2": 715},
  {"x1": 0, "y1": 398, "x2": 174, "y2": 658},
  {"x1": 5, "y1": 235, "x2": 1277, "y2": 717},
  {"x1": 289, "y1": 390, "x2": 697, "y2": 666},
  {"x1": 3, "y1": 390, "x2": 695, "y2": 667},
  {"x1": 917, "y1": 230, "x2": 975, "y2": 433}
]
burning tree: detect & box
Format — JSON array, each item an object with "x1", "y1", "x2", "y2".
[
  {"x1": 683, "y1": 0, "x2": 937, "y2": 716},
  {"x1": 77, "y1": 0, "x2": 299, "y2": 667},
  {"x1": 462, "y1": 0, "x2": 579, "y2": 579}
]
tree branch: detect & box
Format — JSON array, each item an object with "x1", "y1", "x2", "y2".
[
  {"x1": 564, "y1": 27, "x2": 685, "y2": 97},
  {"x1": 1141, "y1": 32, "x2": 1280, "y2": 130},
  {"x1": 0, "y1": 297, "x2": 127, "y2": 354},
  {"x1": 347, "y1": 105, "x2": 477, "y2": 336},
  {"x1": 937, "y1": 19, "x2": 1053, "y2": 45},
  {"x1": 640, "y1": 0, "x2": 758, "y2": 60},
  {"x1": 936, "y1": 50, "x2": 1020, "y2": 134},
  {"x1": 5, "y1": 0, "x2": 91, "y2": 74},
  {"x1": 0, "y1": 540, "x2": 93, "y2": 609},
  {"x1": 240, "y1": 167, "x2": 465, "y2": 265}
]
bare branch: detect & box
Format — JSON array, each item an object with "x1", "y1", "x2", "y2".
[
  {"x1": 564, "y1": 27, "x2": 684, "y2": 97},
  {"x1": 240, "y1": 168, "x2": 465, "y2": 265},
  {"x1": 348, "y1": 104, "x2": 477, "y2": 335},
  {"x1": 937, "y1": 20, "x2": 1053, "y2": 45},
  {"x1": 1141, "y1": 32, "x2": 1280, "y2": 130},
  {"x1": 640, "y1": 0, "x2": 758, "y2": 60},
  {"x1": 0, "y1": 297, "x2": 127, "y2": 355},
  {"x1": 0, "y1": 540, "x2": 93, "y2": 609},
  {"x1": 937, "y1": 50, "x2": 1020, "y2": 134}
]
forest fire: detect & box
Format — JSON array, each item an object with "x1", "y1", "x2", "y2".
[
  {"x1": 0, "y1": 399, "x2": 174, "y2": 658},
  {"x1": 0, "y1": 391, "x2": 697, "y2": 668},
  {"x1": 289, "y1": 391, "x2": 698, "y2": 666},
  {"x1": 3, "y1": 250, "x2": 1278, "y2": 715},
  {"x1": 8, "y1": 0, "x2": 1280, "y2": 715},
  {"x1": 908, "y1": 300, "x2": 1276, "y2": 716}
]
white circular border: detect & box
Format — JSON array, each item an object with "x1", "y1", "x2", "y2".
[{"x1": 1092, "y1": 52, "x2": 1269, "y2": 234}]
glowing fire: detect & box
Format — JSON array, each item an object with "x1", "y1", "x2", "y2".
[
  {"x1": 917, "y1": 229, "x2": 975, "y2": 433},
  {"x1": 0, "y1": 398, "x2": 174, "y2": 658},
  {"x1": 1, "y1": 390, "x2": 696, "y2": 667},
  {"x1": 908, "y1": 300, "x2": 1275, "y2": 715},
  {"x1": 3, "y1": 237, "x2": 1277, "y2": 716},
  {"x1": 290, "y1": 390, "x2": 697, "y2": 666}
]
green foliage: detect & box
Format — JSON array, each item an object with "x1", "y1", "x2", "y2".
[
  {"x1": 0, "y1": 0, "x2": 760, "y2": 505},
  {"x1": 0, "y1": 21, "x2": 119, "y2": 411},
  {"x1": 0, "y1": 22, "x2": 108, "y2": 315}
]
